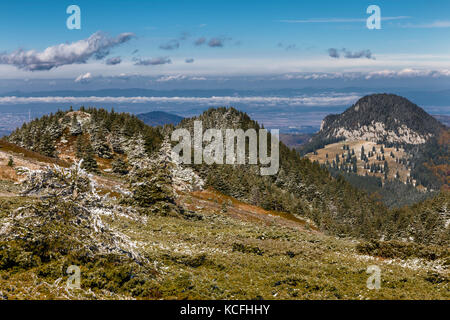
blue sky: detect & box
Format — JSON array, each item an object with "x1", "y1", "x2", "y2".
[{"x1": 0, "y1": 0, "x2": 450, "y2": 88}]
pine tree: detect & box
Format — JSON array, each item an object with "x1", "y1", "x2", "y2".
[
  {"x1": 70, "y1": 115, "x2": 82, "y2": 135},
  {"x1": 75, "y1": 135, "x2": 85, "y2": 159},
  {"x1": 112, "y1": 157, "x2": 129, "y2": 175},
  {"x1": 81, "y1": 142, "x2": 99, "y2": 173},
  {"x1": 7, "y1": 156, "x2": 14, "y2": 167},
  {"x1": 92, "y1": 128, "x2": 113, "y2": 159},
  {"x1": 75, "y1": 135, "x2": 99, "y2": 173},
  {"x1": 128, "y1": 134, "x2": 148, "y2": 168},
  {"x1": 39, "y1": 131, "x2": 56, "y2": 157}
]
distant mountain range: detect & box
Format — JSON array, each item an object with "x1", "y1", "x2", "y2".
[
  {"x1": 433, "y1": 114, "x2": 450, "y2": 127},
  {"x1": 137, "y1": 111, "x2": 183, "y2": 127},
  {"x1": 279, "y1": 133, "x2": 313, "y2": 149}
]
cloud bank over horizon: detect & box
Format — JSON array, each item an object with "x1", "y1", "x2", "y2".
[{"x1": 0, "y1": 93, "x2": 361, "y2": 107}]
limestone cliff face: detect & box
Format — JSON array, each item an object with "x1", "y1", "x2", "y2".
[{"x1": 328, "y1": 121, "x2": 433, "y2": 145}]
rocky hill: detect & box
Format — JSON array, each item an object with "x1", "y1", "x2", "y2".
[
  {"x1": 317, "y1": 94, "x2": 446, "y2": 146},
  {"x1": 301, "y1": 94, "x2": 449, "y2": 199},
  {"x1": 6, "y1": 107, "x2": 162, "y2": 173}
]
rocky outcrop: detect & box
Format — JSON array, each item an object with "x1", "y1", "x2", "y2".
[{"x1": 328, "y1": 121, "x2": 433, "y2": 145}]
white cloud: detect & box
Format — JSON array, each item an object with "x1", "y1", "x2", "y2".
[
  {"x1": 106, "y1": 56, "x2": 122, "y2": 65},
  {"x1": 134, "y1": 57, "x2": 172, "y2": 66},
  {"x1": 156, "y1": 74, "x2": 187, "y2": 82},
  {"x1": 1, "y1": 54, "x2": 450, "y2": 78},
  {"x1": 401, "y1": 20, "x2": 450, "y2": 28},
  {"x1": 328, "y1": 48, "x2": 375, "y2": 60},
  {"x1": 364, "y1": 68, "x2": 450, "y2": 79},
  {"x1": 159, "y1": 40, "x2": 180, "y2": 50},
  {"x1": 74, "y1": 72, "x2": 93, "y2": 83},
  {"x1": 0, "y1": 32, "x2": 134, "y2": 71},
  {"x1": 278, "y1": 16, "x2": 410, "y2": 23},
  {"x1": 156, "y1": 74, "x2": 207, "y2": 82}
]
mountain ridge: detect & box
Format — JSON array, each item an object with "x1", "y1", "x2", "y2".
[
  {"x1": 3, "y1": 105, "x2": 448, "y2": 245},
  {"x1": 0, "y1": 105, "x2": 448, "y2": 299},
  {"x1": 137, "y1": 111, "x2": 183, "y2": 127}
]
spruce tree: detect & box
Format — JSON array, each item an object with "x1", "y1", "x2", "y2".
[
  {"x1": 7, "y1": 156, "x2": 14, "y2": 167},
  {"x1": 75, "y1": 135, "x2": 85, "y2": 159},
  {"x1": 39, "y1": 131, "x2": 56, "y2": 157},
  {"x1": 112, "y1": 157, "x2": 129, "y2": 175},
  {"x1": 92, "y1": 128, "x2": 113, "y2": 159},
  {"x1": 70, "y1": 115, "x2": 82, "y2": 135},
  {"x1": 81, "y1": 142, "x2": 99, "y2": 173},
  {"x1": 75, "y1": 135, "x2": 99, "y2": 173}
]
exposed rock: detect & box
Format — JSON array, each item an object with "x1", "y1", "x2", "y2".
[{"x1": 328, "y1": 121, "x2": 432, "y2": 145}]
